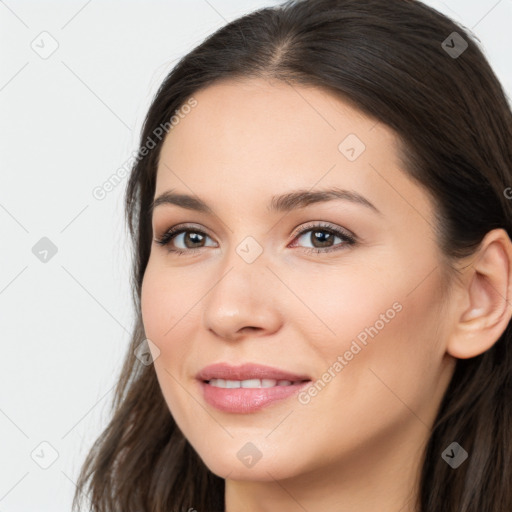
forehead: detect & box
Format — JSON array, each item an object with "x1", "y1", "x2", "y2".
[
  {"x1": 154, "y1": 77, "x2": 433, "y2": 225},
  {"x1": 160, "y1": 77, "x2": 387, "y2": 164}
]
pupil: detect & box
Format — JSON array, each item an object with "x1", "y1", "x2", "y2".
[
  {"x1": 313, "y1": 231, "x2": 332, "y2": 247},
  {"x1": 186, "y1": 232, "x2": 203, "y2": 248}
]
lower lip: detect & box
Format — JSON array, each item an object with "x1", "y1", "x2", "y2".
[{"x1": 199, "y1": 380, "x2": 311, "y2": 413}]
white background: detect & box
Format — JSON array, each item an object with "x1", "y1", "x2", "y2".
[{"x1": 1, "y1": 0, "x2": 511, "y2": 510}]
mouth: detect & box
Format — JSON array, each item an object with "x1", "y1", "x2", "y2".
[{"x1": 196, "y1": 363, "x2": 312, "y2": 413}]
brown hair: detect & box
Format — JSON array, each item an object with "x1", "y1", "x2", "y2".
[{"x1": 72, "y1": 0, "x2": 512, "y2": 510}]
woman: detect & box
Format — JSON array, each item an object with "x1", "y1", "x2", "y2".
[{"x1": 72, "y1": 0, "x2": 512, "y2": 510}]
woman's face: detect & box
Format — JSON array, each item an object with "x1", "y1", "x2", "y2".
[{"x1": 141, "y1": 78, "x2": 457, "y2": 483}]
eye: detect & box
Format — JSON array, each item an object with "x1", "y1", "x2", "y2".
[
  {"x1": 154, "y1": 222, "x2": 357, "y2": 256},
  {"x1": 154, "y1": 224, "x2": 216, "y2": 255},
  {"x1": 290, "y1": 222, "x2": 356, "y2": 254}
]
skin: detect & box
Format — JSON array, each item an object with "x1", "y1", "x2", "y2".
[{"x1": 140, "y1": 77, "x2": 512, "y2": 512}]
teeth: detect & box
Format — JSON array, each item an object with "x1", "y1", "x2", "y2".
[
  {"x1": 241, "y1": 379, "x2": 261, "y2": 388},
  {"x1": 208, "y1": 378, "x2": 296, "y2": 388}
]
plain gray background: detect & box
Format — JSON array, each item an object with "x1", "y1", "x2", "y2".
[{"x1": 1, "y1": 0, "x2": 511, "y2": 510}]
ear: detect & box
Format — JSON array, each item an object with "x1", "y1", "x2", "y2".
[{"x1": 447, "y1": 228, "x2": 512, "y2": 359}]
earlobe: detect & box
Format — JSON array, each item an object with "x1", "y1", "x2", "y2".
[{"x1": 447, "y1": 228, "x2": 512, "y2": 359}]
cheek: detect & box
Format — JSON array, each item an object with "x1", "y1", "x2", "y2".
[
  {"x1": 139, "y1": 258, "x2": 208, "y2": 422},
  {"x1": 332, "y1": 271, "x2": 447, "y2": 420},
  {"x1": 140, "y1": 261, "x2": 195, "y2": 349},
  {"x1": 140, "y1": 267, "x2": 166, "y2": 344},
  {"x1": 309, "y1": 260, "x2": 446, "y2": 403},
  {"x1": 297, "y1": 264, "x2": 400, "y2": 355},
  {"x1": 140, "y1": 263, "x2": 197, "y2": 425}
]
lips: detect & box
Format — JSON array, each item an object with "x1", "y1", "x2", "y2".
[
  {"x1": 196, "y1": 362, "x2": 312, "y2": 413},
  {"x1": 196, "y1": 362, "x2": 311, "y2": 383}
]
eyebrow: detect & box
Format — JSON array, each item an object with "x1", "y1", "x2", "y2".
[{"x1": 149, "y1": 187, "x2": 381, "y2": 216}]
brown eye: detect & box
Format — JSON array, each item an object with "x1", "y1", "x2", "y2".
[
  {"x1": 291, "y1": 223, "x2": 357, "y2": 254},
  {"x1": 155, "y1": 226, "x2": 217, "y2": 254}
]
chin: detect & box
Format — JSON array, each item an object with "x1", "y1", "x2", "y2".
[{"x1": 197, "y1": 447, "x2": 304, "y2": 482}]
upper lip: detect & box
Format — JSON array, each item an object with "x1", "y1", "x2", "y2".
[{"x1": 196, "y1": 363, "x2": 311, "y2": 382}]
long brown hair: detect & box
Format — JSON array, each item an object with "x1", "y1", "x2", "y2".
[{"x1": 72, "y1": 0, "x2": 512, "y2": 510}]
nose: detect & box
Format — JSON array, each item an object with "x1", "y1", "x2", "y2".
[{"x1": 202, "y1": 254, "x2": 283, "y2": 342}]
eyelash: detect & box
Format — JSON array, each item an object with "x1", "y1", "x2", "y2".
[{"x1": 154, "y1": 222, "x2": 357, "y2": 256}]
